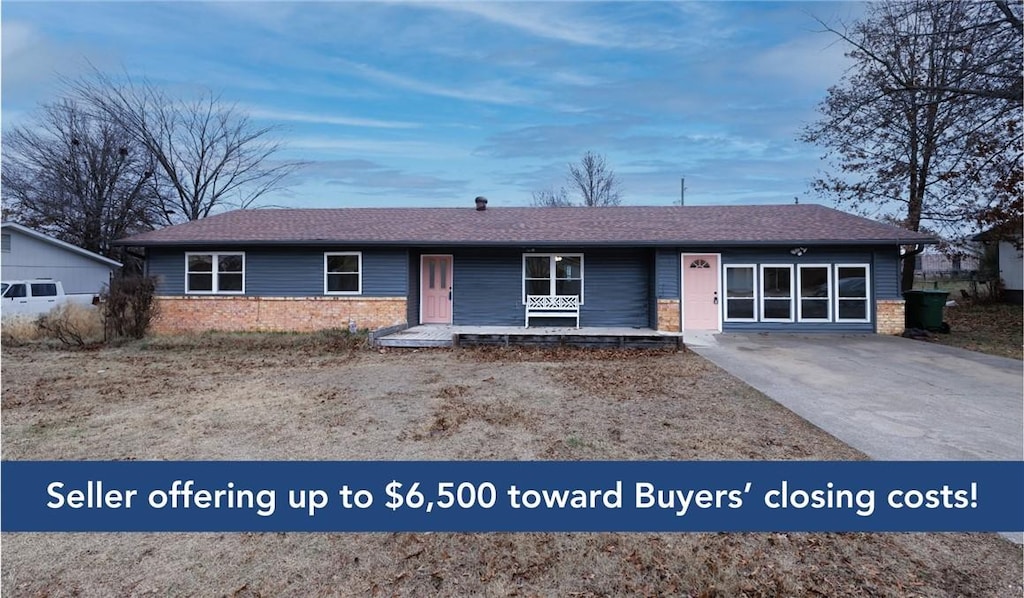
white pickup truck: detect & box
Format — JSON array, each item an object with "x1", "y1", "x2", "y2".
[{"x1": 0, "y1": 280, "x2": 98, "y2": 318}]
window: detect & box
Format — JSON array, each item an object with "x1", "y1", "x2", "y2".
[
  {"x1": 835, "y1": 265, "x2": 869, "y2": 321},
  {"x1": 186, "y1": 252, "x2": 244, "y2": 294},
  {"x1": 30, "y1": 283, "x2": 58, "y2": 297},
  {"x1": 325, "y1": 252, "x2": 362, "y2": 294},
  {"x1": 522, "y1": 254, "x2": 583, "y2": 303},
  {"x1": 1, "y1": 233, "x2": 10, "y2": 253},
  {"x1": 724, "y1": 265, "x2": 756, "y2": 321},
  {"x1": 760, "y1": 265, "x2": 794, "y2": 321},
  {"x1": 4, "y1": 284, "x2": 25, "y2": 298},
  {"x1": 689, "y1": 258, "x2": 711, "y2": 269},
  {"x1": 797, "y1": 265, "x2": 831, "y2": 322}
]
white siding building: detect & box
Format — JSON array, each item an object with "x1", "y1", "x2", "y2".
[{"x1": 1, "y1": 223, "x2": 122, "y2": 295}]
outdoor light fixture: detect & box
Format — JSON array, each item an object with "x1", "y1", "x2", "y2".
[{"x1": 790, "y1": 247, "x2": 809, "y2": 257}]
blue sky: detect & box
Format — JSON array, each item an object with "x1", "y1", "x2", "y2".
[{"x1": 2, "y1": 1, "x2": 865, "y2": 209}]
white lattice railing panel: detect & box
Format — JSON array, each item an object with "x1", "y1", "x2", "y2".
[{"x1": 527, "y1": 295, "x2": 579, "y2": 309}]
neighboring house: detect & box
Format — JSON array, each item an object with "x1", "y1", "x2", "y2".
[
  {"x1": 973, "y1": 228, "x2": 1023, "y2": 303},
  {"x1": 115, "y1": 202, "x2": 935, "y2": 335},
  {"x1": 1, "y1": 222, "x2": 122, "y2": 294}
]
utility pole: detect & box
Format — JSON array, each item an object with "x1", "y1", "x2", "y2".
[{"x1": 680, "y1": 177, "x2": 685, "y2": 206}]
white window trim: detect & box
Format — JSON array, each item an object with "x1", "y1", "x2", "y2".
[
  {"x1": 723, "y1": 264, "x2": 758, "y2": 322},
  {"x1": 185, "y1": 252, "x2": 245, "y2": 295},
  {"x1": 834, "y1": 263, "x2": 871, "y2": 323},
  {"x1": 521, "y1": 253, "x2": 584, "y2": 305},
  {"x1": 324, "y1": 251, "x2": 363, "y2": 295},
  {"x1": 797, "y1": 264, "x2": 833, "y2": 322},
  {"x1": 759, "y1": 264, "x2": 795, "y2": 322}
]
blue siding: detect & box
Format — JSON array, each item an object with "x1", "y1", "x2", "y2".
[
  {"x1": 407, "y1": 253, "x2": 421, "y2": 326},
  {"x1": 147, "y1": 247, "x2": 407, "y2": 297},
  {"x1": 449, "y1": 248, "x2": 651, "y2": 327},
  {"x1": 873, "y1": 248, "x2": 901, "y2": 299},
  {"x1": 654, "y1": 248, "x2": 679, "y2": 299},
  {"x1": 147, "y1": 248, "x2": 184, "y2": 294},
  {"x1": 452, "y1": 249, "x2": 523, "y2": 326},
  {"x1": 147, "y1": 242, "x2": 904, "y2": 333}
]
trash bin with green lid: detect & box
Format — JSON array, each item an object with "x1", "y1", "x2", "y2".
[{"x1": 903, "y1": 290, "x2": 949, "y2": 331}]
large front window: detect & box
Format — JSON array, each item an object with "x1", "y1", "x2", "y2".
[
  {"x1": 760, "y1": 265, "x2": 793, "y2": 321},
  {"x1": 325, "y1": 252, "x2": 362, "y2": 294},
  {"x1": 186, "y1": 252, "x2": 244, "y2": 294},
  {"x1": 836, "y1": 265, "x2": 869, "y2": 321},
  {"x1": 798, "y1": 265, "x2": 831, "y2": 322},
  {"x1": 523, "y1": 254, "x2": 583, "y2": 303},
  {"x1": 724, "y1": 265, "x2": 756, "y2": 321},
  {"x1": 724, "y1": 262, "x2": 871, "y2": 325}
]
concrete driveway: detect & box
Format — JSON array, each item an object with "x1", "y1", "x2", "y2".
[{"x1": 689, "y1": 333, "x2": 1023, "y2": 461}]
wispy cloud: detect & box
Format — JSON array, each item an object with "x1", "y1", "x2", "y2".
[
  {"x1": 425, "y1": 2, "x2": 632, "y2": 49},
  {"x1": 335, "y1": 59, "x2": 541, "y2": 106},
  {"x1": 287, "y1": 136, "x2": 466, "y2": 160},
  {"x1": 244, "y1": 106, "x2": 420, "y2": 129}
]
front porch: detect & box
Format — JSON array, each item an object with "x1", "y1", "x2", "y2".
[{"x1": 375, "y1": 325, "x2": 685, "y2": 349}]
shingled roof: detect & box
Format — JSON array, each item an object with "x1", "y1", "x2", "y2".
[{"x1": 116, "y1": 204, "x2": 936, "y2": 247}]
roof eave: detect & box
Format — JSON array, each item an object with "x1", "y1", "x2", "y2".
[
  {"x1": 114, "y1": 237, "x2": 936, "y2": 248},
  {"x1": 3, "y1": 222, "x2": 124, "y2": 267}
]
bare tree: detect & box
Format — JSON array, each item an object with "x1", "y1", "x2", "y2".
[
  {"x1": 2, "y1": 99, "x2": 161, "y2": 259},
  {"x1": 531, "y1": 186, "x2": 572, "y2": 207},
  {"x1": 68, "y1": 69, "x2": 301, "y2": 225},
  {"x1": 802, "y1": 0, "x2": 1021, "y2": 291},
  {"x1": 533, "y1": 151, "x2": 622, "y2": 207},
  {"x1": 567, "y1": 151, "x2": 621, "y2": 206}
]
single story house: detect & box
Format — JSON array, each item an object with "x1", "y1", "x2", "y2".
[
  {"x1": 115, "y1": 201, "x2": 935, "y2": 336},
  {"x1": 1, "y1": 222, "x2": 122, "y2": 294}
]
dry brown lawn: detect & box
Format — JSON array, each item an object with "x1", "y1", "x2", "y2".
[
  {"x1": 2, "y1": 335, "x2": 1021, "y2": 597},
  {"x1": 934, "y1": 302, "x2": 1023, "y2": 360}
]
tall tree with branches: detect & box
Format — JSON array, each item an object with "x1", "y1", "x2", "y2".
[
  {"x1": 802, "y1": 0, "x2": 1022, "y2": 291},
  {"x1": 532, "y1": 151, "x2": 622, "y2": 207},
  {"x1": 2, "y1": 99, "x2": 161, "y2": 259},
  {"x1": 68, "y1": 70, "x2": 301, "y2": 225}
]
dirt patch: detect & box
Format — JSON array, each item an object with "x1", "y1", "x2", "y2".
[{"x1": 2, "y1": 338, "x2": 1021, "y2": 596}]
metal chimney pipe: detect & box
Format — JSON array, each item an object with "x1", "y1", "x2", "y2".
[{"x1": 474, "y1": 196, "x2": 488, "y2": 211}]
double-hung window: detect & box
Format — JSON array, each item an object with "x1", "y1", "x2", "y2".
[
  {"x1": 523, "y1": 254, "x2": 583, "y2": 302},
  {"x1": 835, "y1": 264, "x2": 870, "y2": 322},
  {"x1": 724, "y1": 265, "x2": 756, "y2": 321},
  {"x1": 325, "y1": 252, "x2": 362, "y2": 294},
  {"x1": 186, "y1": 252, "x2": 244, "y2": 294},
  {"x1": 760, "y1": 265, "x2": 794, "y2": 321},
  {"x1": 797, "y1": 265, "x2": 831, "y2": 322}
]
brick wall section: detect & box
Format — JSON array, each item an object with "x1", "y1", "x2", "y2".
[
  {"x1": 875, "y1": 299, "x2": 905, "y2": 335},
  {"x1": 657, "y1": 299, "x2": 681, "y2": 332},
  {"x1": 152, "y1": 296, "x2": 407, "y2": 334}
]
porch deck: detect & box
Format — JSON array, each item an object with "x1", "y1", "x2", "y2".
[{"x1": 376, "y1": 325, "x2": 684, "y2": 349}]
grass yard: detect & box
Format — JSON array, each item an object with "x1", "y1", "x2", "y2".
[
  {"x1": 2, "y1": 335, "x2": 1021, "y2": 596},
  {"x1": 934, "y1": 302, "x2": 1023, "y2": 360},
  {"x1": 910, "y1": 279, "x2": 1022, "y2": 359}
]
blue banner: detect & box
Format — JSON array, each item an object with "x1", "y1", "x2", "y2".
[{"x1": 3, "y1": 461, "x2": 1021, "y2": 532}]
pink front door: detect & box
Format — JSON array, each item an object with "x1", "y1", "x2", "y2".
[
  {"x1": 682, "y1": 254, "x2": 720, "y2": 331},
  {"x1": 421, "y1": 255, "x2": 453, "y2": 324}
]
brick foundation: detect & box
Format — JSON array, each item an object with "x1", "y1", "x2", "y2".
[
  {"x1": 151, "y1": 296, "x2": 407, "y2": 334},
  {"x1": 656, "y1": 299, "x2": 681, "y2": 332},
  {"x1": 875, "y1": 299, "x2": 905, "y2": 335}
]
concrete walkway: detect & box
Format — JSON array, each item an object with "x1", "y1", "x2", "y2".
[{"x1": 688, "y1": 333, "x2": 1023, "y2": 462}]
